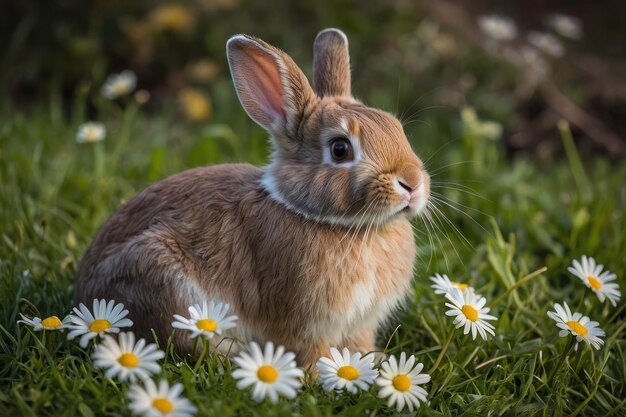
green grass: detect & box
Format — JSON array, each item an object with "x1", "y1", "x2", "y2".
[{"x1": 1, "y1": 92, "x2": 625, "y2": 417}]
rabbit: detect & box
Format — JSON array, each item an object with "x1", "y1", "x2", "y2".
[{"x1": 74, "y1": 28, "x2": 430, "y2": 366}]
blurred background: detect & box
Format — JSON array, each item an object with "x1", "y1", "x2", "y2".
[{"x1": 2, "y1": 0, "x2": 625, "y2": 159}]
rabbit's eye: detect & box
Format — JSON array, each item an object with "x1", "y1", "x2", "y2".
[{"x1": 330, "y1": 137, "x2": 353, "y2": 163}]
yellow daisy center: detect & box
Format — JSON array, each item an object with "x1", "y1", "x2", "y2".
[
  {"x1": 152, "y1": 397, "x2": 174, "y2": 413},
  {"x1": 586, "y1": 275, "x2": 602, "y2": 290},
  {"x1": 85, "y1": 129, "x2": 99, "y2": 140},
  {"x1": 196, "y1": 319, "x2": 217, "y2": 332},
  {"x1": 118, "y1": 353, "x2": 140, "y2": 368},
  {"x1": 89, "y1": 319, "x2": 112, "y2": 333},
  {"x1": 566, "y1": 321, "x2": 588, "y2": 336},
  {"x1": 42, "y1": 316, "x2": 62, "y2": 329},
  {"x1": 113, "y1": 83, "x2": 129, "y2": 96},
  {"x1": 392, "y1": 374, "x2": 412, "y2": 392},
  {"x1": 461, "y1": 305, "x2": 479, "y2": 322},
  {"x1": 452, "y1": 282, "x2": 468, "y2": 290},
  {"x1": 337, "y1": 365, "x2": 360, "y2": 381},
  {"x1": 257, "y1": 365, "x2": 278, "y2": 383}
]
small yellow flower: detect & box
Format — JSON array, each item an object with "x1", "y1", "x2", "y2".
[
  {"x1": 66, "y1": 299, "x2": 133, "y2": 347},
  {"x1": 185, "y1": 59, "x2": 220, "y2": 82},
  {"x1": 232, "y1": 342, "x2": 303, "y2": 403},
  {"x1": 102, "y1": 70, "x2": 137, "y2": 99},
  {"x1": 316, "y1": 347, "x2": 378, "y2": 393},
  {"x1": 92, "y1": 332, "x2": 164, "y2": 383},
  {"x1": 76, "y1": 122, "x2": 106, "y2": 144},
  {"x1": 376, "y1": 353, "x2": 430, "y2": 412},
  {"x1": 18, "y1": 314, "x2": 68, "y2": 331},
  {"x1": 430, "y1": 273, "x2": 472, "y2": 295},
  {"x1": 568, "y1": 255, "x2": 621, "y2": 307},
  {"x1": 547, "y1": 302, "x2": 605, "y2": 350},
  {"x1": 178, "y1": 88, "x2": 212, "y2": 121},
  {"x1": 172, "y1": 300, "x2": 237, "y2": 340},
  {"x1": 149, "y1": 4, "x2": 194, "y2": 32},
  {"x1": 445, "y1": 288, "x2": 498, "y2": 340},
  {"x1": 127, "y1": 379, "x2": 196, "y2": 417}
]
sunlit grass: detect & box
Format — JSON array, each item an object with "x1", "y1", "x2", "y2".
[{"x1": 1, "y1": 96, "x2": 624, "y2": 416}]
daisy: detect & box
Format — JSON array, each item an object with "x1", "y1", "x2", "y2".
[
  {"x1": 376, "y1": 352, "x2": 430, "y2": 413},
  {"x1": 127, "y1": 379, "x2": 197, "y2": 417},
  {"x1": 478, "y1": 15, "x2": 518, "y2": 41},
  {"x1": 172, "y1": 300, "x2": 237, "y2": 340},
  {"x1": 429, "y1": 273, "x2": 471, "y2": 295},
  {"x1": 444, "y1": 287, "x2": 497, "y2": 340},
  {"x1": 231, "y1": 341, "x2": 304, "y2": 403},
  {"x1": 66, "y1": 299, "x2": 133, "y2": 348},
  {"x1": 547, "y1": 302, "x2": 605, "y2": 350},
  {"x1": 102, "y1": 70, "x2": 137, "y2": 99},
  {"x1": 316, "y1": 347, "x2": 378, "y2": 393},
  {"x1": 527, "y1": 31, "x2": 565, "y2": 57},
  {"x1": 547, "y1": 14, "x2": 583, "y2": 40},
  {"x1": 568, "y1": 255, "x2": 621, "y2": 307},
  {"x1": 17, "y1": 314, "x2": 68, "y2": 331},
  {"x1": 76, "y1": 122, "x2": 106, "y2": 144},
  {"x1": 92, "y1": 332, "x2": 164, "y2": 383}
]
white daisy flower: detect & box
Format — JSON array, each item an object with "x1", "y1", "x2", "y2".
[
  {"x1": 478, "y1": 15, "x2": 518, "y2": 41},
  {"x1": 66, "y1": 299, "x2": 133, "y2": 348},
  {"x1": 92, "y1": 332, "x2": 165, "y2": 383},
  {"x1": 316, "y1": 347, "x2": 379, "y2": 393},
  {"x1": 102, "y1": 70, "x2": 137, "y2": 99},
  {"x1": 429, "y1": 273, "x2": 471, "y2": 295},
  {"x1": 17, "y1": 314, "x2": 68, "y2": 331},
  {"x1": 444, "y1": 287, "x2": 497, "y2": 340},
  {"x1": 172, "y1": 300, "x2": 237, "y2": 340},
  {"x1": 127, "y1": 379, "x2": 197, "y2": 417},
  {"x1": 231, "y1": 341, "x2": 304, "y2": 403},
  {"x1": 76, "y1": 122, "x2": 106, "y2": 144},
  {"x1": 547, "y1": 302, "x2": 605, "y2": 350},
  {"x1": 528, "y1": 31, "x2": 565, "y2": 57},
  {"x1": 568, "y1": 255, "x2": 621, "y2": 307},
  {"x1": 547, "y1": 14, "x2": 583, "y2": 40},
  {"x1": 376, "y1": 352, "x2": 430, "y2": 413}
]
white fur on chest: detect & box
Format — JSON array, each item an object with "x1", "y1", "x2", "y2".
[{"x1": 306, "y1": 239, "x2": 413, "y2": 343}]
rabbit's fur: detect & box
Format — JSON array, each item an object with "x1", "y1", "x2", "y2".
[{"x1": 75, "y1": 29, "x2": 430, "y2": 365}]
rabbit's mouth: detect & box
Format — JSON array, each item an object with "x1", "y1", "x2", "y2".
[{"x1": 394, "y1": 182, "x2": 429, "y2": 218}]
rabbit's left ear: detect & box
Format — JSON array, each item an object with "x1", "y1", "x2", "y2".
[
  {"x1": 227, "y1": 34, "x2": 315, "y2": 138},
  {"x1": 313, "y1": 28, "x2": 351, "y2": 97}
]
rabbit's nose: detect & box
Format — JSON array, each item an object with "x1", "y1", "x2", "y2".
[{"x1": 397, "y1": 163, "x2": 421, "y2": 192}]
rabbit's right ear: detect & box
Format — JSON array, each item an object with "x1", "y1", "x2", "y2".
[{"x1": 227, "y1": 35, "x2": 315, "y2": 138}]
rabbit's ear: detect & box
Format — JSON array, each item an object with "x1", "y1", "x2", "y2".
[
  {"x1": 227, "y1": 34, "x2": 315, "y2": 136},
  {"x1": 313, "y1": 28, "x2": 351, "y2": 97}
]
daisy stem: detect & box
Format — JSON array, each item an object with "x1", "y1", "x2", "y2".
[
  {"x1": 94, "y1": 140, "x2": 105, "y2": 179},
  {"x1": 193, "y1": 339, "x2": 210, "y2": 372},
  {"x1": 429, "y1": 328, "x2": 455, "y2": 374},
  {"x1": 558, "y1": 119, "x2": 592, "y2": 202},
  {"x1": 191, "y1": 336, "x2": 199, "y2": 357},
  {"x1": 489, "y1": 266, "x2": 547, "y2": 308},
  {"x1": 547, "y1": 336, "x2": 575, "y2": 383}
]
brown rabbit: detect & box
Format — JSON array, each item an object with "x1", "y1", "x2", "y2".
[{"x1": 75, "y1": 28, "x2": 430, "y2": 365}]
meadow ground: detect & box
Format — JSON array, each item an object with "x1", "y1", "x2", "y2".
[{"x1": 0, "y1": 90, "x2": 624, "y2": 416}]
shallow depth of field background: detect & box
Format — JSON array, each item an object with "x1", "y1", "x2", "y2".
[{"x1": 1, "y1": 0, "x2": 625, "y2": 416}]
